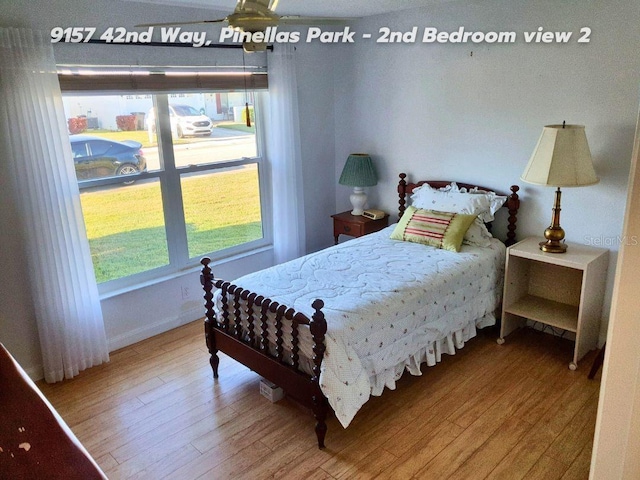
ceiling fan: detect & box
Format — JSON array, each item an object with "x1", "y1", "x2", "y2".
[{"x1": 137, "y1": 0, "x2": 351, "y2": 51}]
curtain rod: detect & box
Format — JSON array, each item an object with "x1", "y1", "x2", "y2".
[{"x1": 84, "y1": 38, "x2": 273, "y2": 50}]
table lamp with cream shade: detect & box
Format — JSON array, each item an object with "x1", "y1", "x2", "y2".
[
  {"x1": 521, "y1": 123, "x2": 599, "y2": 253},
  {"x1": 339, "y1": 153, "x2": 378, "y2": 216}
]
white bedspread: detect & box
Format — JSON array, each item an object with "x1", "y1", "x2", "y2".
[{"x1": 218, "y1": 225, "x2": 505, "y2": 428}]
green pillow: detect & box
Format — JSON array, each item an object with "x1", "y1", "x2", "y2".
[{"x1": 390, "y1": 206, "x2": 477, "y2": 252}]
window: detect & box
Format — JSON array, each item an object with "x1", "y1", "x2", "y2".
[{"x1": 61, "y1": 89, "x2": 269, "y2": 290}]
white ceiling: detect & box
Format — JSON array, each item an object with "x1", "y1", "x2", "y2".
[{"x1": 122, "y1": 0, "x2": 445, "y2": 18}]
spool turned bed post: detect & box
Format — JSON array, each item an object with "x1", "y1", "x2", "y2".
[
  {"x1": 398, "y1": 173, "x2": 408, "y2": 219},
  {"x1": 200, "y1": 257, "x2": 219, "y2": 378},
  {"x1": 310, "y1": 299, "x2": 329, "y2": 448},
  {"x1": 505, "y1": 185, "x2": 520, "y2": 246}
]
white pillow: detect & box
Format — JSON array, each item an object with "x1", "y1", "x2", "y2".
[
  {"x1": 459, "y1": 185, "x2": 508, "y2": 220},
  {"x1": 463, "y1": 218, "x2": 493, "y2": 247},
  {"x1": 411, "y1": 184, "x2": 491, "y2": 221},
  {"x1": 411, "y1": 183, "x2": 507, "y2": 221},
  {"x1": 410, "y1": 183, "x2": 507, "y2": 246}
]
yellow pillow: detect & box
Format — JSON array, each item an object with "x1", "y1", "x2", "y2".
[{"x1": 390, "y1": 207, "x2": 477, "y2": 252}]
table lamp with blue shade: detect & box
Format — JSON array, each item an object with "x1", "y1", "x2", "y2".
[{"x1": 339, "y1": 153, "x2": 378, "y2": 216}]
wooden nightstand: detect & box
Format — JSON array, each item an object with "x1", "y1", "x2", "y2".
[
  {"x1": 498, "y1": 237, "x2": 608, "y2": 370},
  {"x1": 331, "y1": 211, "x2": 389, "y2": 245}
]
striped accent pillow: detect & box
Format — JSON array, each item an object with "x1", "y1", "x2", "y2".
[{"x1": 390, "y1": 206, "x2": 477, "y2": 252}]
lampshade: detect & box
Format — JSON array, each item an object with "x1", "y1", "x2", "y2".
[
  {"x1": 339, "y1": 154, "x2": 378, "y2": 187},
  {"x1": 521, "y1": 124, "x2": 599, "y2": 187}
]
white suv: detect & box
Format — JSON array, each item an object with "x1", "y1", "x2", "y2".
[{"x1": 146, "y1": 104, "x2": 213, "y2": 138}]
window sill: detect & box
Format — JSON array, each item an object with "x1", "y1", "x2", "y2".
[{"x1": 98, "y1": 245, "x2": 273, "y2": 301}]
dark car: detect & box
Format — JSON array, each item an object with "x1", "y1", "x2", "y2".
[{"x1": 70, "y1": 135, "x2": 147, "y2": 182}]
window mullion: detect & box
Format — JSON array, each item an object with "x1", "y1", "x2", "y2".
[{"x1": 155, "y1": 94, "x2": 190, "y2": 267}]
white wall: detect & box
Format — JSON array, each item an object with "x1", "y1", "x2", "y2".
[
  {"x1": 295, "y1": 42, "x2": 340, "y2": 253},
  {"x1": 336, "y1": 0, "x2": 640, "y2": 343}
]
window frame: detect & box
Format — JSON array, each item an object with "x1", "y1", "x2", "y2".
[{"x1": 65, "y1": 90, "x2": 271, "y2": 295}]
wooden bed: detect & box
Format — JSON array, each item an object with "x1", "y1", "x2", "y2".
[{"x1": 200, "y1": 173, "x2": 520, "y2": 448}]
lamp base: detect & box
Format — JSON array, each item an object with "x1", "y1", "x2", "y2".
[
  {"x1": 540, "y1": 223, "x2": 567, "y2": 253},
  {"x1": 539, "y1": 239, "x2": 568, "y2": 253},
  {"x1": 349, "y1": 187, "x2": 367, "y2": 216},
  {"x1": 539, "y1": 188, "x2": 568, "y2": 253}
]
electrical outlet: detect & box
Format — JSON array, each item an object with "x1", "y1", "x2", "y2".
[{"x1": 181, "y1": 285, "x2": 190, "y2": 300}]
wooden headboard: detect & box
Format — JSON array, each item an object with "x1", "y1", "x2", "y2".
[{"x1": 397, "y1": 173, "x2": 521, "y2": 246}]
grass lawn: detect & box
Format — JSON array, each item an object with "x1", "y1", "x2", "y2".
[
  {"x1": 215, "y1": 122, "x2": 256, "y2": 134},
  {"x1": 80, "y1": 166, "x2": 262, "y2": 283}
]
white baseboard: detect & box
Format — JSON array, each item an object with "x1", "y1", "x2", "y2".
[
  {"x1": 25, "y1": 306, "x2": 204, "y2": 382},
  {"x1": 107, "y1": 305, "x2": 203, "y2": 352}
]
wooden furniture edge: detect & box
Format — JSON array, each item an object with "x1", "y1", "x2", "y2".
[
  {"x1": 0, "y1": 344, "x2": 107, "y2": 479},
  {"x1": 200, "y1": 257, "x2": 329, "y2": 448}
]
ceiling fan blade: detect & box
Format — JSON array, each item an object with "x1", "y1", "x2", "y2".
[
  {"x1": 278, "y1": 16, "x2": 356, "y2": 26},
  {"x1": 135, "y1": 18, "x2": 226, "y2": 28}
]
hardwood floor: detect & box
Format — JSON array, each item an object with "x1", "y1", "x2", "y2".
[{"x1": 38, "y1": 322, "x2": 601, "y2": 479}]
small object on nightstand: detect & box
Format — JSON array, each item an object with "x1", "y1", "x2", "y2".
[
  {"x1": 498, "y1": 236, "x2": 608, "y2": 370},
  {"x1": 331, "y1": 210, "x2": 389, "y2": 245},
  {"x1": 362, "y1": 209, "x2": 386, "y2": 220}
]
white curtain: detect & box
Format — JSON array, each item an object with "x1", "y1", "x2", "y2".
[
  {"x1": 0, "y1": 28, "x2": 109, "y2": 383},
  {"x1": 267, "y1": 44, "x2": 306, "y2": 264}
]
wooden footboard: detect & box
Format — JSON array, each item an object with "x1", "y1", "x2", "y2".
[{"x1": 200, "y1": 258, "x2": 330, "y2": 448}]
